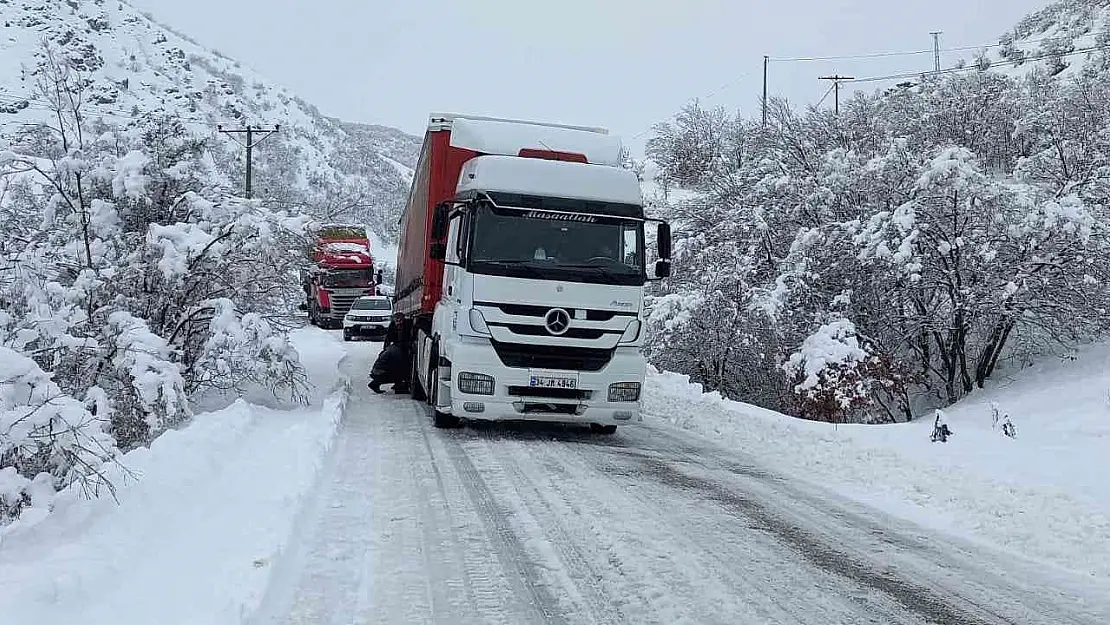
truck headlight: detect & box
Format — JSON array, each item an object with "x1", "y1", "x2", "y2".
[
  {"x1": 468, "y1": 308, "x2": 491, "y2": 336},
  {"x1": 458, "y1": 372, "x2": 495, "y2": 395},
  {"x1": 618, "y1": 319, "x2": 641, "y2": 344},
  {"x1": 608, "y1": 382, "x2": 641, "y2": 402}
]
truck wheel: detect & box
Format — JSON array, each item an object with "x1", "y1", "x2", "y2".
[
  {"x1": 409, "y1": 344, "x2": 427, "y2": 401},
  {"x1": 590, "y1": 424, "x2": 617, "y2": 435},
  {"x1": 433, "y1": 410, "x2": 460, "y2": 428}
]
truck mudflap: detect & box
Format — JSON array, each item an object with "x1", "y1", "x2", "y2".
[{"x1": 436, "y1": 337, "x2": 646, "y2": 426}]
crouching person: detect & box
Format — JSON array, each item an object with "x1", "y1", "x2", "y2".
[{"x1": 368, "y1": 312, "x2": 410, "y2": 394}]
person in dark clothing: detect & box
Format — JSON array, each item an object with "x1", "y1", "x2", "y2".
[
  {"x1": 369, "y1": 312, "x2": 410, "y2": 394},
  {"x1": 382, "y1": 312, "x2": 406, "y2": 349}
]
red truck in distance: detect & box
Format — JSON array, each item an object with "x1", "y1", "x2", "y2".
[{"x1": 300, "y1": 225, "x2": 383, "y2": 328}]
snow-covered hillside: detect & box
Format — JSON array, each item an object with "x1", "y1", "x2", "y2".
[
  {"x1": 0, "y1": 0, "x2": 419, "y2": 242},
  {"x1": 987, "y1": 0, "x2": 1110, "y2": 78}
]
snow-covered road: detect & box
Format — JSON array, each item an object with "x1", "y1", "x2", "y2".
[{"x1": 250, "y1": 341, "x2": 1110, "y2": 625}]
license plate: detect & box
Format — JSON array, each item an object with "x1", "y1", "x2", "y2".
[{"x1": 529, "y1": 372, "x2": 578, "y2": 389}]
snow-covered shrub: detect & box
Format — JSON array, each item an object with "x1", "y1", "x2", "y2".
[
  {"x1": 0, "y1": 346, "x2": 118, "y2": 523},
  {"x1": 783, "y1": 318, "x2": 915, "y2": 422}
]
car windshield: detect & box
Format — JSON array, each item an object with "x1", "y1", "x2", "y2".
[
  {"x1": 467, "y1": 204, "x2": 644, "y2": 286},
  {"x1": 352, "y1": 298, "x2": 391, "y2": 310},
  {"x1": 323, "y1": 268, "x2": 373, "y2": 288}
]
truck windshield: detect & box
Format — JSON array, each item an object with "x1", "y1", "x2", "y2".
[
  {"x1": 323, "y1": 268, "x2": 373, "y2": 287},
  {"x1": 351, "y1": 298, "x2": 391, "y2": 310},
  {"x1": 467, "y1": 204, "x2": 645, "y2": 286}
]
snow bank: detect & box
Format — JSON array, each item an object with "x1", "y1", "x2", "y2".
[
  {"x1": 0, "y1": 328, "x2": 350, "y2": 625},
  {"x1": 643, "y1": 353, "x2": 1110, "y2": 583}
]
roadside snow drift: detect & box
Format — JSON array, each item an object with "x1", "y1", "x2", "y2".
[
  {"x1": 0, "y1": 327, "x2": 349, "y2": 625},
  {"x1": 643, "y1": 344, "x2": 1110, "y2": 584}
]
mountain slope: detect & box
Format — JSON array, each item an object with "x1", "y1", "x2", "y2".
[
  {"x1": 990, "y1": 0, "x2": 1110, "y2": 78},
  {"x1": 0, "y1": 0, "x2": 419, "y2": 244}
]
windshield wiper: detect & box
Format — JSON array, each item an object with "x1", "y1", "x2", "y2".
[
  {"x1": 554, "y1": 262, "x2": 626, "y2": 280},
  {"x1": 477, "y1": 260, "x2": 547, "y2": 279}
]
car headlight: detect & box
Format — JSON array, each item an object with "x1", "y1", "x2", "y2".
[
  {"x1": 468, "y1": 308, "x2": 491, "y2": 336},
  {"x1": 618, "y1": 319, "x2": 641, "y2": 344}
]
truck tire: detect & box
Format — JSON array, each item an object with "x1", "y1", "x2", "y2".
[
  {"x1": 590, "y1": 424, "x2": 617, "y2": 435},
  {"x1": 409, "y1": 341, "x2": 427, "y2": 401}
]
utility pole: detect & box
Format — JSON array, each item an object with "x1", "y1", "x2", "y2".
[
  {"x1": 217, "y1": 123, "x2": 281, "y2": 199},
  {"x1": 930, "y1": 31, "x2": 942, "y2": 72},
  {"x1": 818, "y1": 75, "x2": 854, "y2": 116},
  {"x1": 762, "y1": 55, "x2": 769, "y2": 127}
]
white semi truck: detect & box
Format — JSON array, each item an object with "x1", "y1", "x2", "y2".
[{"x1": 392, "y1": 113, "x2": 672, "y2": 431}]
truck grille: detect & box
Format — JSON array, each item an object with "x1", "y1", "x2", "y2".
[
  {"x1": 476, "y1": 301, "x2": 635, "y2": 322},
  {"x1": 497, "y1": 324, "x2": 610, "y2": 340},
  {"x1": 328, "y1": 291, "x2": 363, "y2": 316},
  {"x1": 490, "y1": 340, "x2": 614, "y2": 372}
]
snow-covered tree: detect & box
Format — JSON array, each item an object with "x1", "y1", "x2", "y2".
[
  {"x1": 645, "y1": 44, "x2": 1110, "y2": 423},
  {"x1": 0, "y1": 41, "x2": 311, "y2": 524}
]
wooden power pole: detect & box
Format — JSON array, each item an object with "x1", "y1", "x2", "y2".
[
  {"x1": 762, "y1": 55, "x2": 769, "y2": 127},
  {"x1": 818, "y1": 75, "x2": 854, "y2": 116},
  {"x1": 217, "y1": 123, "x2": 281, "y2": 199},
  {"x1": 930, "y1": 31, "x2": 943, "y2": 72}
]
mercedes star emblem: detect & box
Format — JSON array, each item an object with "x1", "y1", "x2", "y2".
[{"x1": 544, "y1": 308, "x2": 571, "y2": 335}]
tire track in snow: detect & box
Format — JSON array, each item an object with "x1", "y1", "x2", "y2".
[
  {"x1": 621, "y1": 424, "x2": 1110, "y2": 625},
  {"x1": 438, "y1": 428, "x2": 568, "y2": 625},
  {"x1": 457, "y1": 432, "x2": 628, "y2": 625},
  {"x1": 454, "y1": 423, "x2": 840, "y2": 624},
  {"x1": 538, "y1": 433, "x2": 896, "y2": 625},
  {"x1": 632, "y1": 454, "x2": 996, "y2": 625}
]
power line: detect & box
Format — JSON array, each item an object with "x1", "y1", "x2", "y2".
[
  {"x1": 767, "y1": 30, "x2": 1110, "y2": 64},
  {"x1": 814, "y1": 83, "x2": 836, "y2": 109},
  {"x1": 630, "y1": 75, "x2": 749, "y2": 140},
  {"x1": 845, "y1": 41, "x2": 1110, "y2": 85}
]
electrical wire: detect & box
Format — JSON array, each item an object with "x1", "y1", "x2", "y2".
[{"x1": 768, "y1": 30, "x2": 1110, "y2": 63}]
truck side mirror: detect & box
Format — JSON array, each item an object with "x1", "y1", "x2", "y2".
[
  {"x1": 429, "y1": 242, "x2": 446, "y2": 261},
  {"x1": 375, "y1": 269, "x2": 383, "y2": 284},
  {"x1": 654, "y1": 259, "x2": 671, "y2": 279},
  {"x1": 656, "y1": 222, "x2": 672, "y2": 260},
  {"x1": 431, "y1": 203, "x2": 449, "y2": 239}
]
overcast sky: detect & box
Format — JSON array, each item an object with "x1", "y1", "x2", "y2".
[{"x1": 128, "y1": 0, "x2": 1049, "y2": 153}]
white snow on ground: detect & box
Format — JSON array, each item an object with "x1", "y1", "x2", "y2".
[
  {"x1": 643, "y1": 341, "x2": 1110, "y2": 584},
  {"x1": 0, "y1": 327, "x2": 349, "y2": 625}
]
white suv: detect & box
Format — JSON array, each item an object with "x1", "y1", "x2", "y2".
[{"x1": 342, "y1": 296, "x2": 393, "y2": 341}]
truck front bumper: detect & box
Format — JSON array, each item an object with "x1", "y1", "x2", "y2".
[{"x1": 442, "y1": 338, "x2": 645, "y2": 426}]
